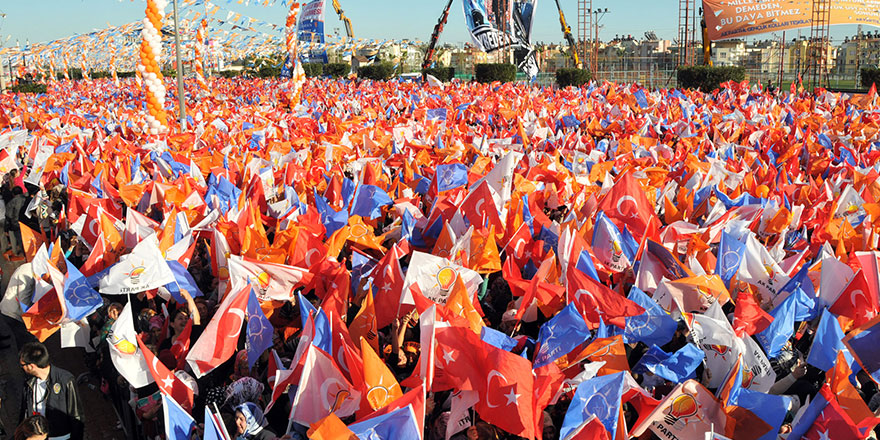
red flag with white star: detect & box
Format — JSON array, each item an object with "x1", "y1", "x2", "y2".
[{"x1": 137, "y1": 335, "x2": 194, "y2": 411}]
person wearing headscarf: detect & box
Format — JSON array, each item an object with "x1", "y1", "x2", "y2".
[{"x1": 233, "y1": 402, "x2": 276, "y2": 440}]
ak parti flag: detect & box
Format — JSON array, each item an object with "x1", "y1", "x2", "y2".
[
  {"x1": 308, "y1": 413, "x2": 357, "y2": 440},
  {"x1": 360, "y1": 337, "x2": 403, "y2": 410},
  {"x1": 632, "y1": 379, "x2": 734, "y2": 440},
  {"x1": 19, "y1": 222, "x2": 45, "y2": 262},
  {"x1": 290, "y1": 344, "x2": 362, "y2": 426},
  {"x1": 350, "y1": 289, "x2": 379, "y2": 352}
]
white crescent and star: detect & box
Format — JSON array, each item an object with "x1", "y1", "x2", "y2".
[
  {"x1": 486, "y1": 370, "x2": 508, "y2": 408},
  {"x1": 616, "y1": 195, "x2": 640, "y2": 219},
  {"x1": 227, "y1": 308, "x2": 246, "y2": 338}
]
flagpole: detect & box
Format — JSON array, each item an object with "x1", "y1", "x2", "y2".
[{"x1": 172, "y1": 0, "x2": 187, "y2": 132}]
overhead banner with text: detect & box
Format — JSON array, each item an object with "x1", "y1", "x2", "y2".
[
  {"x1": 297, "y1": 0, "x2": 328, "y2": 63},
  {"x1": 704, "y1": 0, "x2": 880, "y2": 41},
  {"x1": 462, "y1": 0, "x2": 514, "y2": 52}
]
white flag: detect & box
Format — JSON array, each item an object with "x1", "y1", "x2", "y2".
[
  {"x1": 108, "y1": 303, "x2": 153, "y2": 388},
  {"x1": 99, "y1": 235, "x2": 175, "y2": 295},
  {"x1": 403, "y1": 251, "x2": 482, "y2": 305}
]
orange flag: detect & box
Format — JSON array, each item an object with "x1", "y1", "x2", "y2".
[
  {"x1": 360, "y1": 338, "x2": 403, "y2": 410},
  {"x1": 445, "y1": 276, "x2": 484, "y2": 334},
  {"x1": 19, "y1": 222, "x2": 45, "y2": 262},
  {"x1": 345, "y1": 216, "x2": 386, "y2": 252},
  {"x1": 350, "y1": 289, "x2": 379, "y2": 352},
  {"x1": 307, "y1": 413, "x2": 357, "y2": 440},
  {"x1": 468, "y1": 226, "x2": 501, "y2": 274},
  {"x1": 827, "y1": 350, "x2": 878, "y2": 431}
]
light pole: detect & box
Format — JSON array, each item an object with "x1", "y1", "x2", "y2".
[
  {"x1": 172, "y1": 0, "x2": 186, "y2": 132},
  {"x1": 588, "y1": 8, "x2": 609, "y2": 75}
]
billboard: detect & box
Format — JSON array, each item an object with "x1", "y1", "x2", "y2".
[
  {"x1": 462, "y1": 0, "x2": 539, "y2": 80},
  {"x1": 704, "y1": 0, "x2": 880, "y2": 41},
  {"x1": 297, "y1": 0, "x2": 328, "y2": 63}
]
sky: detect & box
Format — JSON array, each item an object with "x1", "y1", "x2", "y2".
[{"x1": 0, "y1": 0, "x2": 865, "y2": 49}]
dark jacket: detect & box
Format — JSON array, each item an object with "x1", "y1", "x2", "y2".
[{"x1": 20, "y1": 366, "x2": 84, "y2": 440}]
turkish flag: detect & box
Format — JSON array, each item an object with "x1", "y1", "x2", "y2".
[
  {"x1": 596, "y1": 171, "x2": 657, "y2": 241},
  {"x1": 461, "y1": 181, "x2": 503, "y2": 232},
  {"x1": 372, "y1": 244, "x2": 407, "y2": 329},
  {"x1": 830, "y1": 270, "x2": 879, "y2": 328},
  {"x1": 137, "y1": 336, "x2": 194, "y2": 411},
  {"x1": 170, "y1": 319, "x2": 192, "y2": 371},
  {"x1": 185, "y1": 285, "x2": 249, "y2": 378},
  {"x1": 435, "y1": 326, "x2": 537, "y2": 439},
  {"x1": 567, "y1": 269, "x2": 644, "y2": 329},
  {"x1": 732, "y1": 282, "x2": 774, "y2": 337}
]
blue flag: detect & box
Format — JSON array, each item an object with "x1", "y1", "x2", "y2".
[
  {"x1": 348, "y1": 405, "x2": 421, "y2": 439},
  {"x1": 624, "y1": 287, "x2": 677, "y2": 347},
  {"x1": 634, "y1": 89, "x2": 649, "y2": 108},
  {"x1": 632, "y1": 343, "x2": 703, "y2": 382},
  {"x1": 202, "y1": 406, "x2": 227, "y2": 440},
  {"x1": 400, "y1": 209, "x2": 426, "y2": 247},
  {"x1": 481, "y1": 326, "x2": 519, "y2": 352},
  {"x1": 534, "y1": 303, "x2": 591, "y2": 368},
  {"x1": 349, "y1": 184, "x2": 393, "y2": 220},
  {"x1": 164, "y1": 260, "x2": 204, "y2": 303},
  {"x1": 434, "y1": 163, "x2": 468, "y2": 193},
  {"x1": 756, "y1": 289, "x2": 797, "y2": 358},
  {"x1": 426, "y1": 108, "x2": 448, "y2": 122},
  {"x1": 162, "y1": 393, "x2": 195, "y2": 440},
  {"x1": 716, "y1": 231, "x2": 745, "y2": 287},
  {"x1": 246, "y1": 288, "x2": 274, "y2": 369},
  {"x1": 297, "y1": 292, "x2": 331, "y2": 354},
  {"x1": 777, "y1": 265, "x2": 817, "y2": 321},
  {"x1": 560, "y1": 372, "x2": 626, "y2": 439},
  {"x1": 62, "y1": 259, "x2": 103, "y2": 322},
  {"x1": 314, "y1": 189, "x2": 349, "y2": 236},
  {"x1": 843, "y1": 315, "x2": 880, "y2": 383},
  {"x1": 807, "y1": 309, "x2": 853, "y2": 372}
]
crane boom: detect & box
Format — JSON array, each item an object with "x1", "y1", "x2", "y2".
[
  {"x1": 422, "y1": 0, "x2": 455, "y2": 71},
  {"x1": 553, "y1": 0, "x2": 581, "y2": 68},
  {"x1": 331, "y1": 0, "x2": 354, "y2": 39}
]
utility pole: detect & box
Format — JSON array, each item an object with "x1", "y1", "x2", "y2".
[{"x1": 172, "y1": 0, "x2": 186, "y2": 132}]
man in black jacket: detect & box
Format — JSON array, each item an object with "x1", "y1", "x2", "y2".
[{"x1": 18, "y1": 342, "x2": 83, "y2": 440}]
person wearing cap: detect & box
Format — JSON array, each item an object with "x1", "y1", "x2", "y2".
[{"x1": 18, "y1": 342, "x2": 83, "y2": 440}]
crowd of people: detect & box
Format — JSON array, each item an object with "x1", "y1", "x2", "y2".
[{"x1": 0, "y1": 74, "x2": 875, "y2": 440}]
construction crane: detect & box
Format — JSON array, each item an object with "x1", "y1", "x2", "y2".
[
  {"x1": 554, "y1": 0, "x2": 581, "y2": 68},
  {"x1": 331, "y1": 0, "x2": 354, "y2": 39},
  {"x1": 422, "y1": 0, "x2": 455, "y2": 71}
]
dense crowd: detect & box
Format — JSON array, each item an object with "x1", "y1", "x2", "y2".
[{"x1": 0, "y1": 75, "x2": 875, "y2": 440}]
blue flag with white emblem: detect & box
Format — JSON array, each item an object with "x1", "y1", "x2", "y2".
[
  {"x1": 560, "y1": 372, "x2": 626, "y2": 439},
  {"x1": 624, "y1": 287, "x2": 677, "y2": 347},
  {"x1": 434, "y1": 163, "x2": 469, "y2": 193},
  {"x1": 807, "y1": 308, "x2": 854, "y2": 372},
  {"x1": 62, "y1": 258, "x2": 103, "y2": 322},
  {"x1": 246, "y1": 288, "x2": 274, "y2": 369},
  {"x1": 716, "y1": 231, "x2": 745, "y2": 288},
  {"x1": 632, "y1": 343, "x2": 703, "y2": 382},
  {"x1": 534, "y1": 303, "x2": 591, "y2": 368},
  {"x1": 349, "y1": 184, "x2": 393, "y2": 220}
]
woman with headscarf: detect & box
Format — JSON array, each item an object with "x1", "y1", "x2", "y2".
[{"x1": 233, "y1": 402, "x2": 276, "y2": 440}]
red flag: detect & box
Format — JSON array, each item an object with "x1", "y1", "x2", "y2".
[
  {"x1": 803, "y1": 387, "x2": 862, "y2": 440},
  {"x1": 185, "y1": 285, "x2": 249, "y2": 377},
  {"x1": 830, "y1": 270, "x2": 879, "y2": 328},
  {"x1": 137, "y1": 336, "x2": 194, "y2": 411},
  {"x1": 170, "y1": 319, "x2": 192, "y2": 371},
  {"x1": 461, "y1": 181, "x2": 503, "y2": 232},
  {"x1": 595, "y1": 171, "x2": 658, "y2": 241},
  {"x1": 567, "y1": 269, "x2": 644, "y2": 329},
  {"x1": 732, "y1": 283, "x2": 774, "y2": 337},
  {"x1": 372, "y1": 244, "x2": 407, "y2": 328}
]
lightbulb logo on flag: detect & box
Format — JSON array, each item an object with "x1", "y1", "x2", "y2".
[
  {"x1": 127, "y1": 265, "x2": 146, "y2": 285},
  {"x1": 664, "y1": 393, "x2": 699, "y2": 428},
  {"x1": 435, "y1": 266, "x2": 458, "y2": 292},
  {"x1": 249, "y1": 271, "x2": 272, "y2": 298}
]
